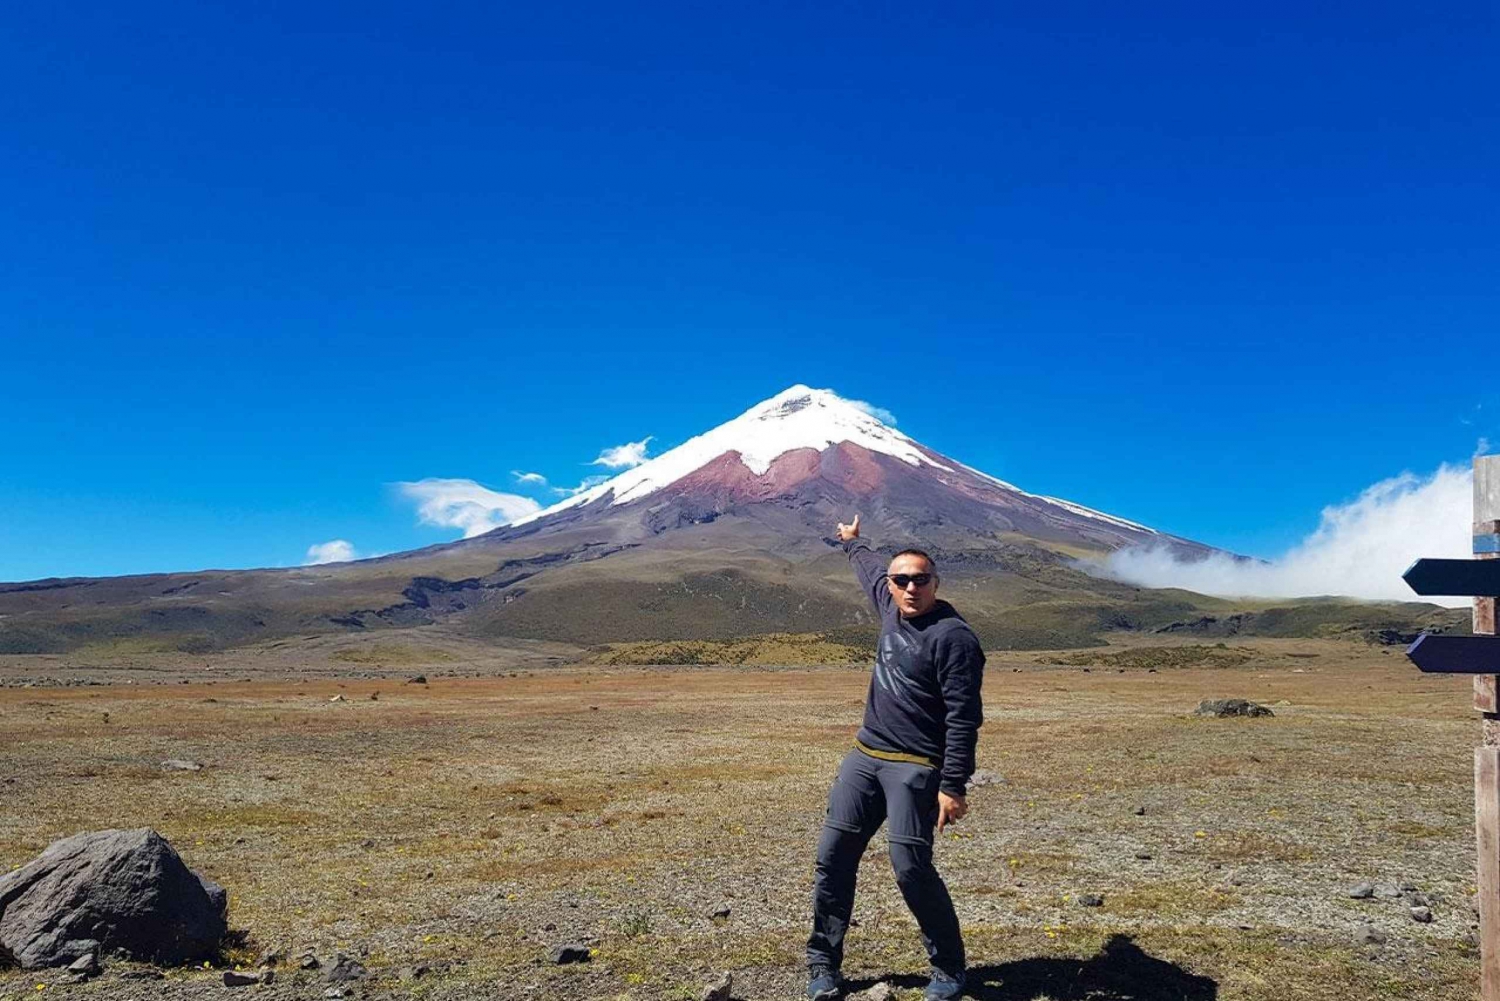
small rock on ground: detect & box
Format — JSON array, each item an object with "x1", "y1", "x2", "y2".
[
  {"x1": 1411, "y1": 906, "x2": 1434, "y2": 923},
  {"x1": 1347, "y1": 882, "x2": 1375, "y2": 899},
  {"x1": 66, "y1": 953, "x2": 99, "y2": 978},
  {"x1": 324, "y1": 954, "x2": 367, "y2": 982},
  {"x1": 550, "y1": 943, "x2": 591, "y2": 965},
  {"x1": 1077, "y1": 894, "x2": 1105, "y2": 907},
  {"x1": 1358, "y1": 925, "x2": 1387, "y2": 945},
  {"x1": 1194, "y1": 698, "x2": 1274, "y2": 718},
  {"x1": 851, "y1": 983, "x2": 898, "y2": 1001},
  {"x1": 701, "y1": 971, "x2": 733, "y2": 1001}
]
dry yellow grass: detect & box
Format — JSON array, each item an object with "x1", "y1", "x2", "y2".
[{"x1": 0, "y1": 636, "x2": 1482, "y2": 999}]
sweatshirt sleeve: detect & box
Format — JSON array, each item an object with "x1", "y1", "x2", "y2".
[
  {"x1": 843, "y1": 539, "x2": 893, "y2": 617},
  {"x1": 935, "y1": 626, "x2": 985, "y2": 797}
]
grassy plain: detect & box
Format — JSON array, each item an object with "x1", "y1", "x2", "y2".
[{"x1": 0, "y1": 636, "x2": 1483, "y2": 1000}]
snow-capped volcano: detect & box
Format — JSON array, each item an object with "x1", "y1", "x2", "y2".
[
  {"x1": 510, "y1": 384, "x2": 1179, "y2": 555},
  {"x1": 515, "y1": 385, "x2": 941, "y2": 525}
]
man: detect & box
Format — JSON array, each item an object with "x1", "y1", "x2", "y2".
[{"x1": 806, "y1": 514, "x2": 986, "y2": 1001}]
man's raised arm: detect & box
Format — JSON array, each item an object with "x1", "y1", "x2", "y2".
[{"x1": 835, "y1": 514, "x2": 892, "y2": 616}]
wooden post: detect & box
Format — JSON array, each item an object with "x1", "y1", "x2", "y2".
[{"x1": 1476, "y1": 456, "x2": 1500, "y2": 999}]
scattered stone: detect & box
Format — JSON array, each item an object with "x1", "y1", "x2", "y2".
[
  {"x1": 408, "y1": 675, "x2": 427, "y2": 685},
  {"x1": 369, "y1": 691, "x2": 379, "y2": 701},
  {"x1": 64, "y1": 951, "x2": 100, "y2": 982},
  {"x1": 299, "y1": 952, "x2": 321, "y2": 970},
  {"x1": 711, "y1": 904, "x2": 732, "y2": 920},
  {"x1": 224, "y1": 970, "x2": 262, "y2": 986},
  {"x1": 1357, "y1": 925, "x2": 1387, "y2": 945},
  {"x1": 550, "y1": 943, "x2": 591, "y2": 964},
  {"x1": 160, "y1": 759, "x2": 203, "y2": 771},
  {"x1": 967, "y1": 770, "x2": 1002, "y2": 788},
  {"x1": 1408, "y1": 892, "x2": 1430, "y2": 908},
  {"x1": 324, "y1": 989, "x2": 349, "y2": 999},
  {"x1": 258, "y1": 949, "x2": 283, "y2": 969},
  {"x1": 1077, "y1": 893, "x2": 1105, "y2": 908},
  {"x1": 329, "y1": 695, "x2": 346, "y2": 703},
  {"x1": 1134, "y1": 852, "x2": 1153, "y2": 860},
  {"x1": 324, "y1": 953, "x2": 367, "y2": 982},
  {"x1": 542, "y1": 921, "x2": 557, "y2": 931},
  {"x1": 1375, "y1": 884, "x2": 1404, "y2": 899},
  {"x1": 118, "y1": 969, "x2": 164, "y2": 980},
  {"x1": 701, "y1": 970, "x2": 733, "y2": 1001},
  {"x1": 852, "y1": 983, "x2": 898, "y2": 1001},
  {"x1": 1133, "y1": 806, "x2": 1146, "y2": 816},
  {"x1": 1410, "y1": 906, "x2": 1434, "y2": 923},
  {"x1": 1194, "y1": 698, "x2": 1274, "y2": 718},
  {"x1": 1348, "y1": 882, "x2": 1375, "y2": 899},
  {"x1": 0, "y1": 828, "x2": 226, "y2": 969}
]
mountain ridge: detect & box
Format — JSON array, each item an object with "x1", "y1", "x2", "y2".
[{"x1": 0, "y1": 385, "x2": 1458, "y2": 655}]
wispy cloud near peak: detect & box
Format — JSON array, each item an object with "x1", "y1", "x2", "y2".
[
  {"x1": 848, "y1": 399, "x2": 898, "y2": 425},
  {"x1": 397, "y1": 478, "x2": 542, "y2": 538},
  {"x1": 592, "y1": 437, "x2": 652, "y2": 469}
]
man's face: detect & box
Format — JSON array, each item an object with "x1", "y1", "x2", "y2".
[{"x1": 887, "y1": 554, "x2": 938, "y2": 618}]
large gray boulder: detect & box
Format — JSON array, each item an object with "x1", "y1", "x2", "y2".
[{"x1": 0, "y1": 828, "x2": 226, "y2": 969}]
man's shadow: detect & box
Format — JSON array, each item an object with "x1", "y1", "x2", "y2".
[{"x1": 845, "y1": 934, "x2": 1217, "y2": 1000}]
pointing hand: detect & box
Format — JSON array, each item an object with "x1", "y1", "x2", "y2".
[{"x1": 836, "y1": 514, "x2": 860, "y2": 542}]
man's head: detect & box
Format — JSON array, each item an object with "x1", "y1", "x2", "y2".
[{"x1": 887, "y1": 549, "x2": 939, "y2": 618}]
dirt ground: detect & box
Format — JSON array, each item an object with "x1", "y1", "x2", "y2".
[{"x1": 0, "y1": 637, "x2": 1484, "y2": 999}]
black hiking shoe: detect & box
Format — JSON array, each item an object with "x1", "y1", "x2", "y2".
[
  {"x1": 807, "y1": 965, "x2": 842, "y2": 1000},
  {"x1": 924, "y1": 967, "x2": 966, "y2": 1000}
]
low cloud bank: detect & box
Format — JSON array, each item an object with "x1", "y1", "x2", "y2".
[
  {"x1": 397, "y1": 478, "x2": 542, "y2": 538},
  {"x1": 1104, "y1": 463, "x2": 1473, "y2": 607},
  {"x1": 305, "y1": 539, "x2": 357, "y2": 565}
]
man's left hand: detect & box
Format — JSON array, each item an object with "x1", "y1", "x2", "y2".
[{"x1": 936, "y1": 791, "x2": 968, "y2": 834}]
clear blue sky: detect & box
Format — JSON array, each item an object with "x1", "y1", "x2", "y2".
[{"x1": 3, "y1": 2, "x2": 1496, "y2": 581}]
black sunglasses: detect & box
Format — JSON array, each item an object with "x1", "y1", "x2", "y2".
[{"x1": 889, "y1": 573, "x2": 933, "y2": 589}]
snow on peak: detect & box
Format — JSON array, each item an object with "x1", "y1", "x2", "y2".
[{"x1": 511, "y1": 385, "x2": 947, "y2": 526}]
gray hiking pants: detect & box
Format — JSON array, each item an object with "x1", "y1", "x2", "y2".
[{"x1": 805, "y1": 748, "x2": 965, "y2": 976}]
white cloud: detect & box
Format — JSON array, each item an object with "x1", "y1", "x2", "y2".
[
  {"x1": 512, "y1": 470, "x2": 548, "y2": 486},
  {"x1": 552, "y1": 474, "x2": 610, "y2": 497},
  {"x1": 848, "y1": 399, "x2": 898, "y2": 426},
  {"x1": 305, "y1": 539, "x2": 358, "y2": 565},
  {"x1": 1101, "y1": 463, "x2": 1473, "y2": 607},
  {"x1": 592, "y1": 437, "x2": 652, "y2": 469},
  {"x1": 397, "y1": 478, "x2": 542, "y2": 538}
]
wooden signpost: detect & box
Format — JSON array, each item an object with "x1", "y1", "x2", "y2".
[{"x1": 1402, "y1": 454, "x2": 1500, "y2": 999}]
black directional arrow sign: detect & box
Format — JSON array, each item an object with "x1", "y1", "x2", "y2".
[
  {"x1": 1407, "y1": 633, "x2": 1500, "y2": 674},
  {"x1": 1403, "y1": 558, "x2": 1500, "y2": 597}
]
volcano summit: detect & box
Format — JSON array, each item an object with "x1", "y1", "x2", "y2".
[{"x1": 505, "y1": 385, "x2": 1201, "y2": 557}]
